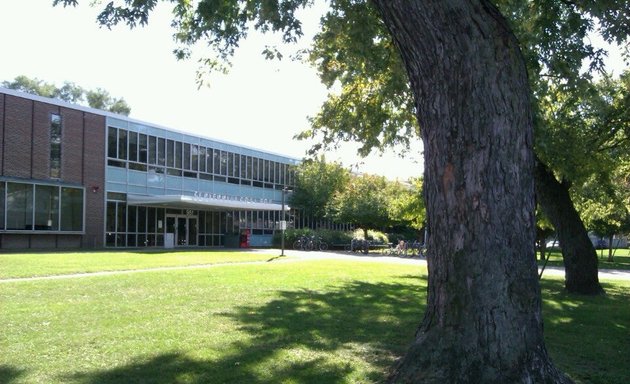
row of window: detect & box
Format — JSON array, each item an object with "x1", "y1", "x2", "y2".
[
  {"x1": 0, "y1": 181, "x2": 84, "y2": 232},
  {"x1": 104, "y1": 196, "x2": 287, "y2": 247},
  {"x1": 107, "y1": 127, "x2": 296, "y2": 188}
]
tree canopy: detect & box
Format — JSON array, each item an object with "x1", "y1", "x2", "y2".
[{"x1": 2, "y1": 75, "x2": 132, "y2": 115}]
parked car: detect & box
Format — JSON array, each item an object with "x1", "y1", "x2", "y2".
[{"x1": 545, "y1": 240, "x2": 560, "y2": 249}]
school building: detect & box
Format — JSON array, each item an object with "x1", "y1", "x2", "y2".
[{"x1": 0, "y1": 87, "x2": 298, "y2": 249}]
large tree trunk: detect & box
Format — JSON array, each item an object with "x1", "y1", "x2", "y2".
[
  {"x1": 534, "y1": 159, "x2": 604, "y2": 295},
  {"x1": 371, "y1": 1, "x2": 571, "y2": 382}
]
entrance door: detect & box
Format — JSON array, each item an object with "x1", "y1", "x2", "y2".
[{"x1": 166, "y1": 214, "x2": 198, "y2": 246}]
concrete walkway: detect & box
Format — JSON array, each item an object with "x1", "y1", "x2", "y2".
[
  {"x1": 2, "y1": 248, "x2": 629, "y2": 282},
  {"x1": 264, "y1": 248, "x2": 630, "y2": 281}
]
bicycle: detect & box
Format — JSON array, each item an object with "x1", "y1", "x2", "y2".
[{"x1": 293, "y1": 235, "x2": 314, "y2": 251}]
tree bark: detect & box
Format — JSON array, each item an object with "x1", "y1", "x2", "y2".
[
  {"x1": 370, "y1": 1, "x2": 572, "y2": 382},
  {"x1": 534, "y1": 159, "x2": 605, "y2": 295}
]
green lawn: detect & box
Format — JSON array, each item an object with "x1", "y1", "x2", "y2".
[
  {"x1": 538, "y1": 248, "x2": 630, "y2": 271},
  {"x1": 1, "y1": 252, "x2": 628, "y2": 383},
  {"x1": 0, "y1": 250, "x2": 277, "y2": 279}
]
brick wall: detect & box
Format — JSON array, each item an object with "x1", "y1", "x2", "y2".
[
  {"x1": 3, "y1": 95, "x2": 33, "y2": 178},
  {"x1": 0, "y1": 91, "x2": 106, "y2": 249},
  {"x1": 83, "y1": 112, "x2": 106, "y2": 248}
]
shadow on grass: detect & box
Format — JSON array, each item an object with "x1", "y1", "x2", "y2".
[
  {"x1": 541, "y1": 279, "x2": 630, "y2": 384},
  {"x1": 63, "y1": 275, "x2": 427, "y2": 384},
  {"x1": 0, "y1": 365, "x2": 26, "y2": 384}
]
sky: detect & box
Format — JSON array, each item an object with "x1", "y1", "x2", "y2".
[{"x1": 0, "y1": 0, "x2": 423, "y2": 180}]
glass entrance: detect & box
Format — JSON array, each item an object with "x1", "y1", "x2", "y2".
[{"x1": 166, "y1": 214, "x2": 197, "y2": 246}]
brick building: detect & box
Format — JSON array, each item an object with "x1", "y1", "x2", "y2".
[{"x1": 0, "y1": 87, "x2": 297, "y2": 249}]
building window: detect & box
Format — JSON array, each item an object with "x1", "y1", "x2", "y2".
[
  {"x1": 34, "y1": 185, "x2": 59, "y2": 230},
  {"x1": 6, "y1": 182, "x2": 33, "y2": 230},
  {"x1": 108, "y1": 127, "x2": 118, "y2": 159},
  {"x1": 50, "y1": 114, "x2": 62, "y2": 178},
  {"x1": 158, "y1": 138, "x2": 166, "y2": 166},
  {"x1": 128, "y1": 131, "x2": 138, "y2": 162},
  {"x1": 0, "y1": 181, "x2": 83, "y2": 232},
  {"x1": 148, "y1": 136, "x2": 157, "y2": 165},
  {"x1": 166, "y1": 139, "x2": 175, "y2": 168},
  {"x1": 60, "y1": 187, "x2": 84, "y2": 231},
  {"x1": 118, "y1": 129, "x2": 128, "y2": 160},
  {"x1": 139, "y1": 134, "x2": 148, "y2": 163}
]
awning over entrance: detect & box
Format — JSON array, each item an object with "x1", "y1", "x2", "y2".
[{"x1": 127, "y1": 194, "x2": 289, "y2": 211}]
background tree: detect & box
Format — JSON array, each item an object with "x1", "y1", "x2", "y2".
[
  {"x1": 386, "y1": 177, "x2": 425, "y2": 239},
  {"x1": 288, "y1": 157, "x2": 350, "y2": 225},
  {"x1": 54, "y1": 0, "x2": 572, "y2": 381},
  {"x1": 533, "y1": 69, "x2": 630, "y2": 293},
  {"x1": 2, "y1": 75, "x2": 131, "y2": 115},
  {"x1": 329, "y1": 173, "x2": 389, "y2": 252},
  {"x1": 577, "y1": 162, "x2": 630, "y2": 262}
]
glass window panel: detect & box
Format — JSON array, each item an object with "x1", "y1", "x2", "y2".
[
  {"x1": 175, "y1": 141, "x2": 183, "y2": 169},
  {"x1": 128, "y1": 131, "x2": 138, "y2": 162},
  {"x1": 106, "y1": 201, "x2": 116, "y2": 232},
  {"x1": 139, "y1": 134, "x2": 148, "y2": 163},
  {"x1": 148, "y1": 135, "x2": 157, "y2": 164},
  {"x1": 183, "y1": 143, "x2": 191, "y2": 170},
  {"x1": 191, "y1": 145, "x2": 199, "y2": 171},
  {"x1": 138, "y1": 206, "x2": 147, "y2": 232},
  {"x1": 50, "y1": 114, "x2": 62, "y2": 179},
  {"x1": 253, "y1": 158, "x2": 259, "y2": 181},
  {"x1": 227, "y1": 153, "x2": 234, "y2": 177},
  {"x1": 199, "y1": 147, "x2": 206, "y2": 173},
  {"x1": 35, "y1": 185, "x2": 59, "y2": 230},
  {"x1": 148, "y1": 207, "x2": 156, "y2": 232},
  {"x1": 6, "y1": 183, "x2": 33, "y2": 230},
  {"x1": 213, "y1": 150, "x2": 221, "y2": 174},
  {"x1": 234, "y1": 154, "x2": 240, "y2": 178},
  {"x1": 166, "y1": 139, "x2": 175, "y2": 168},
  {"x1": 118, "y1": 129, "x2": 127, "y2": 160},
  {"x1": 60, "y1": 187, "x2": 84, "y2": 231},
  {"x1": 108, "y1": 127, "x2": 117, "y2": 158},
  {"x1": 274, "y1": 162, "x2": 280, "y2": 184},
  {"x1": 240, "y1": 155, "x2": 246, "y2": 179},
  {"x1": 116, "y1": 202, "x2": 126, "y2": 232},
  {"x1": 206, "y1": 148, "x2": 213, "y2": 173},
  {"x1": 265, "y1": 160, "x2": 271, "y2": 182},
  {"x1": 198, "y1": 211, "x2": 206, "y2": 233},
  {"x1": 158, "y1": 138, "x2": 166, "y2": 166},
  {"x1": 127, "y1": 205, "x2": 137, "y2": 233},
  {"x1": 106, "y1": 232, "x2": 116, "y2": 247},
  {"x1": 220, "y1": 151, "x2": 228, "y2": 175}
]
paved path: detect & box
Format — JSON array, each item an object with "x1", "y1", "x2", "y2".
[
  {"x1": 2, "y1": 248, "x2": 629, "y2": 282},
  {"x1": 265, "y1": 249, "x2": 630, "y2": 280}
]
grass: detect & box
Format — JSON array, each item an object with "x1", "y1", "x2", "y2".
[
  {"x1": 0, "y1": 250, "x2": 277, "y2": 279},
  {"x1": 1, "y1": 251, "x2": 629, "y2": 383},
  {"x1": 538, "y1": 248, "x2": 630, "y2": 271}
]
